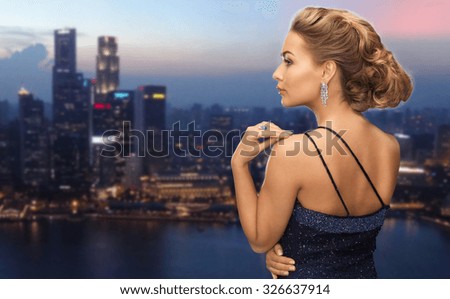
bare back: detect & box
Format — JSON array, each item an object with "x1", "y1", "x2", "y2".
[{"x1": 294, "y1": 121, "x2": 400, "y2": 217}]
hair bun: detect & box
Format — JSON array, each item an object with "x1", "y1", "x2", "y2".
[{"x1": 291, "y1": 7, "x2": 414, "y2": 112}]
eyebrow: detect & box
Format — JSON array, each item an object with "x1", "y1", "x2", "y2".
[{"x1": 280, "y1": 51, "x2": 295, "y2": 57}]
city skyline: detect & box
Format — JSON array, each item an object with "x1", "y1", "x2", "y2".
[
  {"x1": 0, "y1": 1, "x2": 449, "y2": 283},
  {"x1": 1, "y1": 0, "x2": 450, "y2": 108}
]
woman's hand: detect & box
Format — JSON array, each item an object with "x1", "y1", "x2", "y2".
[
  {"x1": 266, "y1": 243, "x2": 296, "y2": 279},
  {"x1": 231, "y1": 121, "x2": 293, "y2": 167}
]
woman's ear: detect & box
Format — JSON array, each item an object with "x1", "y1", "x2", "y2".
[{"x1": 321, "y1": 60, "x2": 337, "y2": 83}]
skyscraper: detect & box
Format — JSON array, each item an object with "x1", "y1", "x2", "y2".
[
  {"x1": 138, "y1": 85, "x2": 167, "y2": 174},
  {"x1": 54, "y1": 28, "x2": 76, "y2": 74},
  {"x1": 209, "y1": 114, "x2": 233, "y2": 158},
  {"x1": 18, "y1": 87, "x2": 49, "y2": 188},
  {"x1": 0, "y1": 109, "x2": 19, "y2": 191},
  {"x1": 92, "y1": 90, "x2": 141, "y2": 188},
  {"x1": 436, "y1": 124, "x2": 450, "y2": 164},
  {"x1": 96, "y1": 36, "x2": 119, "y2": 101},
  {"x1": 141, "y1": 85, "x2": 166, "y2": 132},
  {"x1": 0, "y1": 100, "x2": 10, "y2": 126},
  {"x1": 52, "y1": 28, "x2": 91, "y2": 198}
]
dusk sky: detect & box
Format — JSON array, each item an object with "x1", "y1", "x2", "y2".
[{"x1": 1, "y1": 0, "x2": 450, "y2": 109}]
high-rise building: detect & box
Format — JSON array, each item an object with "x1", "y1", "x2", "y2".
[
  {"x1": 0, "y1": 100, "x2": 10, "y2": 126},
  {"x1": 208, "y1": 114, "x2": 233, "y2": 158},
  {"x1": 394, "y1": 133, "x2": 414, "y2": 161},
  {"x1": 140, "y1": 85, "x2": 166, "y2": 131},
  {"x1": 54, "y1": 28, "x2": 76, "y2": 74},
  {"x1": 92, "y1": 90, "x2": 141, "y2": 188},
  {"x1": 52, "y1": 28, "x2": 91, "y2": 198},
  {"x1": 436, "y1": 124, "x2": 450, "y2": 164},
  {"x1": 96, "y1": 36, "x2": 119, "y2": 101},
  {"x1": 138, "y1": 85, "x2": 167, "y2": 174},
  {"x1": 18, "y1": 87, "x2": 49, "y2": 188},
  {"x1": 0, "y1": 122, "x2": 18, "y2": 191}
]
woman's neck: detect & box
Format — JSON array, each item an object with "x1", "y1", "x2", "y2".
[{"x1": 309, "y1": 98, "x2": 366, "y2": 128}]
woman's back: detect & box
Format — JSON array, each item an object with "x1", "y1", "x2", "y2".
[
  {"x1": 294, "y1": 119, "x2": 400, "y2": 217},
  {"x1": 277, "y1": 120, "x2": 400, "y2": 279}
]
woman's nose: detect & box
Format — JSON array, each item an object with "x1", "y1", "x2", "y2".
[{"x1": 272, "y1": 66, "x2": 282, "y2": 81}]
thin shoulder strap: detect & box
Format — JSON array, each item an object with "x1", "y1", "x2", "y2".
[
  {"x1": 316, "y1": 126, "x2": 386, "y2": 208},
  {"x1": 304, "y1": 131, "x2": 351, "y2": 216}
]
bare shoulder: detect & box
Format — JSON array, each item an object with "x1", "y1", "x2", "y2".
[
  {"x1": 269, "y1": 133, "x2": 307, "y2": 161},
  {"x1": 267, "y1": 133, "x2": 309, "y2": 188},
  {"x1": 365, "y1": 122, "x2": 399, "y2": 152},
  {"x1": 368, "y1": 124, "x2": 401, "y2": 173},
  {"x1": 386, "y1": 133, "x2": 400, "y2": 154},
  {"x1": 374, "y1": 126, "x2": 400, "y2": 158},
  {"x1": 385, "y1": 132, "x2": 401, "y2": 169}
]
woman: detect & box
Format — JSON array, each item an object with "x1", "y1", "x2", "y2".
[{"x1": 231, "y1": 6, "x2": 413, "y2": 279}]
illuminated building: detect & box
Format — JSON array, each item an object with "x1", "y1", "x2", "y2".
[
  {"x1": 394, "y1": 133, "x2": 414, "y2": 161},
  {"x1": 436, "y1": 124, "x2": 450, "y2": 165},
  {"x1": 52, "y1": 28, "x2": 91, "y2": 197},
  {"x1": 18, "y1": 88, "x2": 49, "y2": 188},
  {"x1": 140, "y1": 85, "x2": 166, "y2": 131},
  {"x1": 92, "y1": 90, "x2": 142, "y2": 189},
  {"x1": 53, "y1": 28, "x2": 76, "y2": 73},
  {"x1": 96, "y1": 36, "x2": 119, "y2": 101},
  {"x1": 141, "y1": 172, "x2": 231, "y2": 203},
  {"x1": 397, "y1": 162, "x2": 427, "y2": 186},
  {"x1": 207, "y1": 114, "x2": 233, "y2": 157},
  {"x1": 0, "y1": 117, "x2": 18, "y2": 190},
  {"x1": 0, "y1": 100, "x2": 9, "y2": 126},
  {"x1": 137, "y1": 85, "x2": 167, "y2": 174}
]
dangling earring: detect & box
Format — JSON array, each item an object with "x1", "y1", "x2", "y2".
[{"x1": 320, "y1": 82, "x2": 328, "y2": 106}]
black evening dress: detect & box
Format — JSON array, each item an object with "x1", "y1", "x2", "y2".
[{"x1": 278, "y1": 126, "x2": 390, "y2": 279}]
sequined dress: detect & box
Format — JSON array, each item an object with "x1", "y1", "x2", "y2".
[{"x1": 278, "y1": 126, "x2": 390, "y2": 279}]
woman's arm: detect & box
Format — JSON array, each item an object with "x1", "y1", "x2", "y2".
[{"x1": 231, "y1": 125, "x2": 303, "y2": 253}]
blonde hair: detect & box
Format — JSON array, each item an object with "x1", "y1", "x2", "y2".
[{"x1": 290, "y1": 7, "x2": 414, "y2": 112}]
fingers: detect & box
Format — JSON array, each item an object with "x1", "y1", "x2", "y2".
[
  {"x1": 255, "y1": 121, "x2": 290, "y2": 134},
  {"x1": 267, "y1": 266, "x2": 291, "y2": 277},
  {"x1": 272, "y1": 255, "x2": 296, "y2": 267},
  {"x1": 274, "y1": 243, "x2": 283, "y2": 255},
  {"x1": 257, "y1": 128, "x2": 293, "y2": 150},
  {"x1": 266, "y1": 244, "x2": 296, "y2": 277},
  {"x1": 249, "y1": 121, "x2": 293, "y2": 142},
  {"x1": 260, "y1": 129, "x2": 292, "y2": 140},
  {"x1": 239, "y1": 121, "x2": 294, "y2": 162},
  {"x1": 257, "y1": 121, "x2": 279, "y2": 130},
  {"x1": 266, "y1": 256, "x2": 296, "y2": 271},
  {"x1": 258, "y1": 133, "x2": 283, "y2": 152}
]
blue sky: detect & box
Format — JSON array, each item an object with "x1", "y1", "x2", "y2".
[{"x1": 1, "y1": 0, "x2": 450, "y2": 108}]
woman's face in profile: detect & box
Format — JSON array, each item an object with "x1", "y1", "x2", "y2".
[{"x1": 272, "y1": 31, "x2": 323, "y2": 108}]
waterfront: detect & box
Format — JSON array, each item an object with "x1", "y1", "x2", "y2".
[{"x1": 0, "y1": 216, "x2": 449, "y2": 279}]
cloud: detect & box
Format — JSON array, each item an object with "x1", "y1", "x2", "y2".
[
  {"x1": 0, "y1": 43, "x2": 51, "y2": 102},
  {"x1": 0, "y1": 25, "x2": 88, "y2": 60},
  {"x1": 0, "y1": 26, "x2": 52, "y2": 59}
]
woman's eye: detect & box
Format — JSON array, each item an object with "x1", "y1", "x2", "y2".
[{"x1": 282, "y1": 58, "x2": 292, "y2": 66}]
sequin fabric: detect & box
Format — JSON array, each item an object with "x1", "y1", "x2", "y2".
[{"x1": 278, "y1": 201, "x2": 390, "y2": 279}]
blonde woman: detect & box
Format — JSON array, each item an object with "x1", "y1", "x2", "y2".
[{"x1": 231, "y1": 6, "x2": 413, "y2": 278}]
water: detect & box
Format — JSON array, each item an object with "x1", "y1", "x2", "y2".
[{"x1": 0, "y1": 217, "x2": 449, "y2": 278}]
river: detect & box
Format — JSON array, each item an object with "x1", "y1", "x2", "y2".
[{"x1": 0, "y1": 217, "x2": 449, "y2": 278}]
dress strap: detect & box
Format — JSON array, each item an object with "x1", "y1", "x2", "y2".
[
  {"x1": 316, "y1": 126, "x2": 386, "y2": 208},
  {"x1": 304, "y1": 131, "x2": 351, "y2": 216}
]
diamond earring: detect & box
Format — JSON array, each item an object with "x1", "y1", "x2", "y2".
[{"x1": 320, "y1": 82, "x2": 328, "y2": 106}]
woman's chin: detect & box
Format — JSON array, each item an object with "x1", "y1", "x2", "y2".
[{"x1": 281, "y1": 98, "x2": 293, "y2": 107}]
